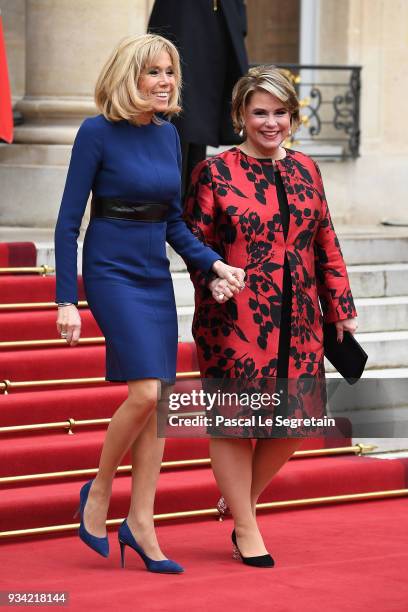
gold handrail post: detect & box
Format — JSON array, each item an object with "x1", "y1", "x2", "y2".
[
  {"x1": 67, "y1": 418, "x2": 75, "y2": 435},
  {"x1": 0, "y1": 380, "x2": 10, "y2": 395}
]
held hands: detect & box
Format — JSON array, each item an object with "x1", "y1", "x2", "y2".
[
  {"x1": 209, "y1": 277, "x2": 236, "y2": 303},
  {"x1": 56, "y1": 304, "x2": 81, "y2": 346},
  {"x1": 210, "y1": 261, "x2": 246, "y2": 304},
  {"x1": 335, "y1": 317, "x2": 358, "y2": 343}
]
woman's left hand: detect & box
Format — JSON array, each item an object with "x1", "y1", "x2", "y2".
[
  {"x1": 335, "y1": 317, "x2": 358, "y2": 343},
  {"x1": 211, "y1": 260, "x2": 246, "y2": 291}
]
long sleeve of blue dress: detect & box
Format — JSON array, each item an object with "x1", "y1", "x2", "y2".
[
  {"x1": 54, "y1": 116, "x2": 220, "y2": 305},
  {"x1": 54, "y1": 120, "x2": 103, "y2": 304}
]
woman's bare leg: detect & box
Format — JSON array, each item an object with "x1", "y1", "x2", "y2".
[
  {"x1": 82, "y1": 378, "x2": 159, "y2": 537},
  {"x1": 250, "y1": 438, "x2": 303, "y2": 514},
  {"x1": 210, "y1": 438, "x2": 268, "y2": 557},
  {"x1": 126, "y1": 384, "x2": 171, "y2": 560}
]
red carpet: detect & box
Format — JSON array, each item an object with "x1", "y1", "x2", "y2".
[
  {"x1": 1, "y1": 434, "x2": 211, "y2": 478},
  {"x1": 0, "y1": 309, "x2": 101, "y2": 342},
  {"x1": 0, "y1": 345, "x2": 107, "y2": 382},
  {"x1": 0, "y1": 342, "x2": 199, "y2": 384},
  {"x1": 0, "y1": 386, "x2": 127, "y2": 426},
  {"x1": 1, "y1": 499, "x2": 407, "y2": 611},
  {"x1": 1, "y1": 456, "x2": 407, "y2": 533},
  {"x1": 1, "y1": 257, "x2": 408, "y2": 610},
  {"x1": 0, "y1": 243, "x2": 36, "y2": 267},
  {"x1": 0, "y1": 274, "x2": 85, "y2": 303}
]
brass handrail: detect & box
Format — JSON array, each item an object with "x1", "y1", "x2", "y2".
[
  {"x1": 0, "y1": 407, "x2": 208, "y2": 434},
  {"x1": 0, "y1": 417, "x2": 112, "y2": 435},
  {"x1": 0, "y1": 460, "x2": 211, "y2": 485},
  {"x1": 0, "y1": 300, "x2": 88, "y2": 311},
  {"x1": 0, "y1": 377, "x2": 107, "y2": 394},
  {"x1": 0, "y1": 444, "x2": 377, "y2": 485},
  {"x1": 1, "y1": 488, "x2": 406, "y2": 539},
  {"x1": 0, "y1": 265, "x2": 54, "y2": 275},
  {"x1": 1, "y1": 413, "x2": 207, "y2": 435},
  {"x1": 0, "y1": 337, "x2": 104, "y2": 350},
  {"x1": 0, "y1": 370, "x2": 200, "y2": 394}
]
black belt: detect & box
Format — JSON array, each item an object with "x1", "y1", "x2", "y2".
[{"x1": 91, "y1": 197, "x2": 169, "y2": 222}]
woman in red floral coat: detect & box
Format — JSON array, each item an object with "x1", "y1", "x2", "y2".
[{"x1": 184, "y1": 66, "x2": 358, "y2": 567}]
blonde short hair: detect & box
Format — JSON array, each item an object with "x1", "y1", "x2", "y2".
[
  {"x1": 231, "y1": 65, "x2": 300, "y2": 133},
  {"x1": 95, "y1": 34, "x2": 181, "y2": 125}
]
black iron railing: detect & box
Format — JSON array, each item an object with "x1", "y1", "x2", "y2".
[{"x1": 256, "y1": 64, "x2": 362, "y2": 159}]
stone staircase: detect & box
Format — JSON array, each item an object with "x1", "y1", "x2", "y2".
[
  {"x1": 172, "y1": 229, "x2": 408, "y2": 372},
  {"x1": 1, "y1": 224, "x2": 408, "y2": 451},
  {"x1": 168, "y1": 227, "x2": 408, "y2": 451},
  {"x1": 2, "y1": 225, "x2": 408, "y2": 372}
]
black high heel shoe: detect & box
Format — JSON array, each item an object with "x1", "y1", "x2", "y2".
[{"x1": 231, "y1": 530, "x2": 274, "y2": 568}]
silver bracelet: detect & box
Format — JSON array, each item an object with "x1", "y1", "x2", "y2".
[{"x1": 57, "y1": 302, "x2": 73, "y2": 307}]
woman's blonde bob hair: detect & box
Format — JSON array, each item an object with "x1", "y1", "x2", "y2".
[
  {"x1": 95, "y1": 33, "x2": 181, "y2": 125},
  {"x1": 231, "y1": 65, "x2": 300, "y2": 134}
]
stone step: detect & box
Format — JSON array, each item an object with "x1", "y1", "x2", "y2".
[
  {"x1": 167, "y1": 228, "x2": 408, "y2": 268},
  {"x1": 31, "y1": 243, "x2": 408, "y2": 303},
  {"x1": 150, "y1": 229, "x2": 408, "y2": 270},
  {"x1": 177, "y1": 310, "x2": 408, "y2": 370},
  {"x1": 2, "y1": 224, "x2": 408, "y2": 267},
  {"x1": 338, "y1": 229, "x2": 408, "y2": 265},
  {"x1": 348, "y1": 263, "x2": 408, "y2": 297},
  {"x1": 351, "y1": 331, "x2": 408, "y2": 370},
  {"x1": 173, "y1": 272, "x2": 193, "y2": 306},
  {"x1": 354, "y1": 296, "x2": 408, "y2": 332},
  {"x1": 173, "y1": 270, "x2": 408, "y2": 306},
  {"x1": 324, "y1": 372, "x2": 408, "y2": 442},
  {"x1": 356, "y1": 368, "x2": 408, "y2": 378},
  {"x1": 175, "y1": 284, "x2": 408, "y2": 333},
  {"x1": 10, "y1": 243, "x2": 408, "y2": 335}
]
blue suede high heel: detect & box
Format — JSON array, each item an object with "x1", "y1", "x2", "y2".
[
  {"x1": 118, "y1": 519, "x2": 184, "y2": 574},
  {"x1": 73, "y1": 479, "x2": 109, "y2": 558}
]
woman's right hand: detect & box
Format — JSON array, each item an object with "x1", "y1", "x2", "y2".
[
  {"x1": 56, "y1": 304, "x2": 81, "y2": 346},
  {"x1": 209, "y1": 277, "x2": 234, "y2": 303},
  {"x1": 209, "y1": 276, "x2": 246, "y2": 304}
]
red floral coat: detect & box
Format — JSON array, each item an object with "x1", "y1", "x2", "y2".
[{"x1": 183, "y1": 147, "x2": 357, "y2": 431}]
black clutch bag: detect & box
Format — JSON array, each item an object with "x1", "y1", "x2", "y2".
[{"x1": 323, "y1": 323, "x2": 368, "y2": 384}]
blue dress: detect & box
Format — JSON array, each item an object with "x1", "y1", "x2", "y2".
[{"x1": 55, "y1": 115, "x2": 220, "y2": 382}]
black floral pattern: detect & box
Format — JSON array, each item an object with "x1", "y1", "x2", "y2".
[{"x1": 184, "y1": 148, "x2": 357, "y2": 436}]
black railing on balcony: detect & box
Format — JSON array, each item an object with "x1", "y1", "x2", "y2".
[{"x1": 253, "y1": 64, "x2": 362, "y2": 160}]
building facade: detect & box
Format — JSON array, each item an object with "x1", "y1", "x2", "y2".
[{"x1": 0, "y1": 0, "x2": 407, "y2": 227}]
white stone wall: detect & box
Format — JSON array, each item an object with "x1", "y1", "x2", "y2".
[
  {"x1": 0, "y1": 0, "x2": 25, "y2": 103},
  {"x1": 0, "y1": 0, "x2": 151, "y2": 227},
  {"x1": 317, "y1": 0, "x2": 408, "y2": 223},
  {"x1": 1, "y1": 0, "x2": 408, "y2": 225}
]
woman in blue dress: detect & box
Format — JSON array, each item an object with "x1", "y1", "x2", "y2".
[{"x1": 54, "y1": 33, "x2": 245, "y2": 573}]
